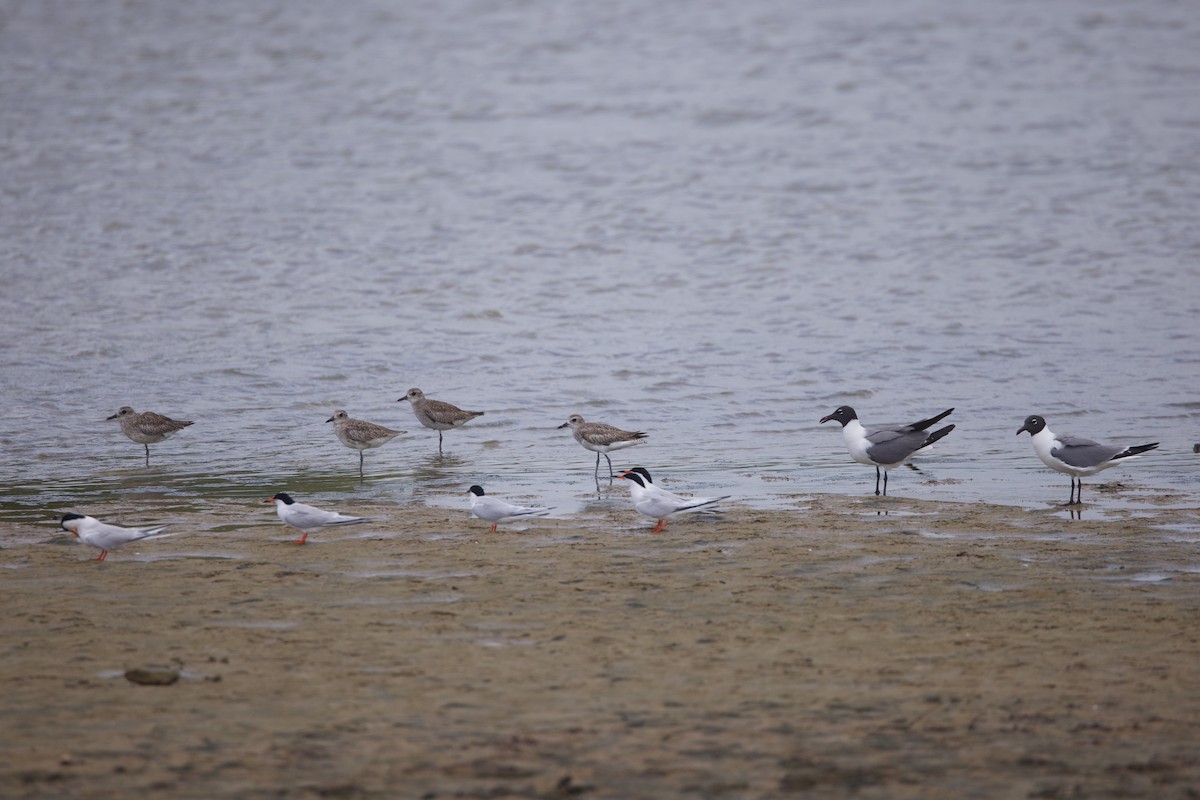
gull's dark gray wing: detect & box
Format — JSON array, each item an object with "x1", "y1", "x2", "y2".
[
  {"x1": 1051, "y1": 436, "x2": 1123, "y2": 468},
  {"x1": 864, "y1": 428, "x2": 926, "y2": 465}
]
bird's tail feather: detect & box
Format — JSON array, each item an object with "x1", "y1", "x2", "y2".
[
  {"x1": 325, "y1": 517, "x2": 370, "y2": 527},
  {"x1": 911, "y1": 408, "x2": 954, "y2": 431},
  {"x1": 924, "y1": 424, "x2": 955, "y2": 447},
  {"x1": 1113, "y1": 442, "x2": 1159, "y2": 460}
]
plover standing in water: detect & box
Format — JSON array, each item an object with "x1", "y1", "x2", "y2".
[
  {"x1": 820, "y1": 406, "x2": 955, "y2": 496},
  {"x1": 1016, "y1": 415, "x2": 1158, "y2": 505},
  {"x1": 59, "y1": 513, "x2": 172, "y2": 561},
  {"x1": 265, "y1": 492, "x2": 369, "y2": 544},
  {"x1": 106, "y1": 406, "x2": 193, "y2": 465},
  {"x1": 557, "y1": 414, "x2": 647, "y2": 479},
  {"x1": 467, "y1": 485, "x2": 551, "y2": 532},
  {"x1": 398, "y1": 387, "x2": 484, "y2": 450},
  {"x1": 326, "y1": 410, "x2": 405, "y2": 477}
]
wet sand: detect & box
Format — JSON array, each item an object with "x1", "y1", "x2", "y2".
[{"x1": 2, "y1": 496, "x2": 1199, "y2": 799}]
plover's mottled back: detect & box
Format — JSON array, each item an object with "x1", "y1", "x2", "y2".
[
  {"x1": 557, "y1": 413, "x2": 647, "y2": 478},
  {"x1": 398, "y1": 387, "x2": 484, "y2": 449},
  {"x1": 326, "y1": 410, "x2": 406, "y2": 476},
  {"x1": 106, "y1": 406, "x2": 193, "y2": 464}
]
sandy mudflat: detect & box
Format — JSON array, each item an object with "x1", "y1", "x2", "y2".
[{"x1": 2, "y1": 496, "x2": 1199, "y2": 799}]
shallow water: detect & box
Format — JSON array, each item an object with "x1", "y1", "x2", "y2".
[{"x1": 1, "y1": 0, "x2": 1198, "y2": 531}]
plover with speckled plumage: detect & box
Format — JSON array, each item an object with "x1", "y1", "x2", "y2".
[
  {"x1": 326, "y1": 410, "x2": 406, "y2": 477},
  {"x1": 398, "y1": 387, "x2": 484, "y2": 450},
  {"x1": 557, "y1": 413, "x2": 647, "y2": 479},
  {"x1": 106, "y1": 406, "x2": 193, "y2": 465}
]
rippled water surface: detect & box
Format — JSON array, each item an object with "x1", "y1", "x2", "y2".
[{"x1": 2, "y1": 0, "x2": 1198, "y2": 527}]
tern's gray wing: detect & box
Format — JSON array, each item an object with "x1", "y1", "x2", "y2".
[
  {"x1": 864, "y1": 428, "x2": 925, "y2": 464},
  {"x1": 1051, "y1": 437, "x2": 1123, "y2": 468}
]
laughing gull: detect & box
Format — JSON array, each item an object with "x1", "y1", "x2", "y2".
[
  {"x1": 1016, "y1": 415, "x2": 1159, "y2": 505},
  {"x1": 820, "y1": 406, "x2": 955, "y2": 496}
]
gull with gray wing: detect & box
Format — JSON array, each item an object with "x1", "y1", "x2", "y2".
[
  {"x1": 820, "y1": 406, "x2": 955, "y2": 496},
  {"x1": 1016, "y1": 415, "x2": 1158, "y2": 505}
]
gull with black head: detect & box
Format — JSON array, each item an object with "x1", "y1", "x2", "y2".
[
  {"x1": 1016, "y1": 415, "x2": 1158, "y2": 505},
  {"x1": 820, "y1": 406, "x2": 955, "y2": 496}
]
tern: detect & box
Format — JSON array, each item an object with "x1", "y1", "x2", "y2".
[
  {"x1": 106, "y1": 406, "x2": 192, "y2": 465},
  {"x1": 617, "y1": 470, "x2": 729, "y2": 533},
  {"x1": 265, "y1": 492, "x2": 369, "y2": 544},
  {"x1": 326, "y1": 410, "x2": 405, "y2": 477},
  {"x1": 398, "y1": 388, "x2": 484, "y2": 450},
  {"x1": 558, "y1": 414, "x2": 647, "y2": 479},
  {"x1": 621, "y1": 467, "x2": 727, "y2": 516},
  {"x1": 1016, "y1": 415, "x2": 1159, "y2": 505},
  {"x1": 58, "y1": 513, "x2": 171, "y2": 561},
  {"x1": 467, "y1": 485, "x2": 552, "y2": 532},
  {"x1": 820, "y1": 406, "x2": 955, "y2": 496}
]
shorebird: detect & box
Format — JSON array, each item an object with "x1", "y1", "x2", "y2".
[
  {"x1": 557, "y1": 414, "x2": 647, "y2": 479},
  {"x1": 467, "y1": 485, "x2": 552, "y2": 532},
  {"x1": 106, "y1": 406, "x2": 192, "y2": 465},
  {"x1": 617, "y1": 470, "x2": 729, "y2": 533},
  {"x1": 1016, "y1": 415, "x2": 1159, "y2": 505},
  {"x1": 398, "y1": 387, "x2": 484, "y2": 450},
  {"x1": 58, "y1": 513, "x2": 171, "y2": 561},
  {"x1": 622, "y1": 467, "x2": 727, "y2": 516},
  {"x1": 326, "y1": 410, "x2": 405, "y2": 477},
  {"x1": 265, "y1": 492, "x2": 369, "y2": 544},
  {"x1": 820, "y1": 406, "x2": 955, "y2": 496}
]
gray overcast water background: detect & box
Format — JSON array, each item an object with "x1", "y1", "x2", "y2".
[{"x1": 1, "y1": 0, "x2": 1198, "y2": 534}]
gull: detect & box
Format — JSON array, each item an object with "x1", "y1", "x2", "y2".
[
  {"x1": 398, "y1": 387, "x2": 484, "y2": 450},
  {"x1": 326, "y1": 410, "x2": 405, "y2": 477},
  {"x1": 820, "y1": 406, "x2": 955, "y2": 496},
  {"x1": 467, "y1": 485, "x2": 552, "y2": 532},
  {"x1": 1016, "y1": 415, "x2": 1159, "y2": 505},
  {"x1": 265, "y1": 492, "x2": 369, "y2": 544},
  {"x1": 557, "y1": 414, "x2": 647, "y2": 479},
  {"x1": 58, "y1": 513, "x2": 171, "y2": 561},
  {"x1": 621, "y1": 467, "x2": 727, "y2": 516},
  {"x1": 617, "y1": 470, "x2": 729, "y2": 533},
  {"x1": 106, "y1": 406, "x2": 193, "y2": 465}
]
